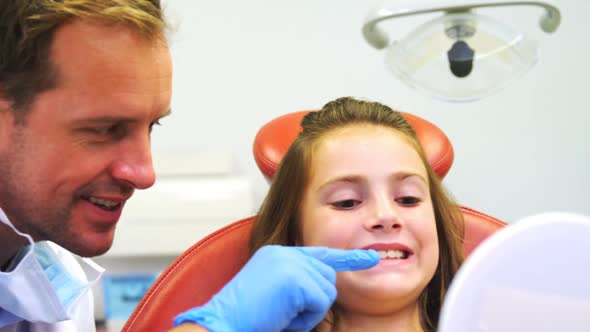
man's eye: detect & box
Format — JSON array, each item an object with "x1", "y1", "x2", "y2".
[
  {"x1": 397, "y1": 196, "x2": 421, "y2": 206},
  {"x1": 91, "y1": 125, "x2": 117, "y2": 135},
  {"x1": 149, "y1": 120, "x2": 162, "y2": 132},
  {"x1": 332, "y1": 199, "x2": 361, "y2": 209},
  {"x1": 86, "y1": 124, "x2": 123, "y2": 139}
]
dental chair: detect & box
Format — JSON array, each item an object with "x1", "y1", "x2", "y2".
[{"x1": 122, "y1": 111, "x2": 506, "y2": 332}]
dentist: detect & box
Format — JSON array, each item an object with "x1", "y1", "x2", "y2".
[{"x1": 0, "y1": 1, "x2": 379, "y2": 331}]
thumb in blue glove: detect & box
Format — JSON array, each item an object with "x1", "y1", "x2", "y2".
[{"x1": 173, "y1": 245, "x2": 380, "y2": 332}]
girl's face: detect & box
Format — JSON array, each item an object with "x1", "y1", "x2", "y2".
[{"x1": 300, "y1": 125, "x2": 439, "y2": 316}]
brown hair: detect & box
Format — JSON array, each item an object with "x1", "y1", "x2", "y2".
[
  {"x1": 249, "y1": 97, "x2": 465, "y2": 331},
  {"x1": 0, "y1": 0, "x2": 166, "y2": 117}
]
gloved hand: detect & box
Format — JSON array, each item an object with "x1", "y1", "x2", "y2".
[{"x1": 173, "y1": 245, "x2": 380, "y2": 332}]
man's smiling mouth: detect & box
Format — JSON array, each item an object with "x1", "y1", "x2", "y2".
[{"x1": 85, "y1": 196, "x2": 122, "y2": 211}]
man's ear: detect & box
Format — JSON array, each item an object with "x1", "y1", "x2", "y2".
[
  {"x1": 0, "y1": 86, "x2": 16, "y2": 144},
  {"x1": 0, "y1": 86, "x2": 12, "y2": 113}
]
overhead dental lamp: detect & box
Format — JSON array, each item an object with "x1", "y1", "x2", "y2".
[{"x1": 362, "y1": 0, "x2": 561, "y2": 102}]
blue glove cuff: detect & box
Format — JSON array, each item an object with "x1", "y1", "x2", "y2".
[{"x1": 173, "y1": 307, "x2": 233, "y2": 332}]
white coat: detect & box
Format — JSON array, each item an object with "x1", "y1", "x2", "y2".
[{"x1": 0, "y1": 208, "x2": 101, "y2": 332}]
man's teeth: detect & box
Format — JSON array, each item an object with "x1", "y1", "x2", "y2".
[
  {"x1": 378, "y1": 250, "x2": 409, "y2": 259},
  {"x1": 88, "y1": 197, "x2": 119, "y2": 209}
]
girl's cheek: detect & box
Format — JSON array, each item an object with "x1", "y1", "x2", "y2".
[{"x1": 318, "y1": 225, "x2": 356, "y2": 248}]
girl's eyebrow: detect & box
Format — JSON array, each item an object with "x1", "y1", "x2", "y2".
[
  {"x1": 395, "y1": 173, "x2": 428, "y2": 185},
  {"x1": 317, "y1": 175, "x2": 365, "y2": 192},
  {"x1": 318, "y1": 171, "x2": 427, "y2": 191}
]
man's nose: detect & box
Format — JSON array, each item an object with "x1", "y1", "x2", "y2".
[{"x1": 109, "y1": 137, "x2": 156, "y2": 190}]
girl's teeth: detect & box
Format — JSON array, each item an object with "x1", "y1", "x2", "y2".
[{"x1": 378, "y1": 250, "x2": 408, "y2": 259}]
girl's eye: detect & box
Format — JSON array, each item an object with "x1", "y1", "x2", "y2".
[
  {"x1": 332, "y1": 199, "x2": 361, "y2": 209},
  {"x1": 397, "y1": 196, "x2": 421, "y2": 206}
]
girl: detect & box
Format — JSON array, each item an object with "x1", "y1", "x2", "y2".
[{"x1": 249, "y1": 97, "x2": 465, "y2": 332}]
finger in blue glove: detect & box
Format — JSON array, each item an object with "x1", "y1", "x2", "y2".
[
  {"x1": 294, "y1": 247, "x2": 381, "y2": 271},
  {"x1": 173, "y1": 245, "x2": 380, "y2": 332}
]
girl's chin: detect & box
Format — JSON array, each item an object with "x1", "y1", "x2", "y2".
[
  {"x1": 340, "y1": 283, "x2": 417, "y2": 299},
  {"x1": 335, "y1": 294, "x2": 419, "y2": 317},
  {"x1": 336, "y1": 276, "x2": 425, "y2": 307},
  {"x1": 339, "y1": 269, "x2": 413, "y2": 287}
]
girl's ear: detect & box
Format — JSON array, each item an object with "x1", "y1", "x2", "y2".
[
  {"x1": 294, "y1": 219, "x2": 304, "y2": 246},
  {"x1": 293, "y1": 233, "x2": 301, "y2": 246}
]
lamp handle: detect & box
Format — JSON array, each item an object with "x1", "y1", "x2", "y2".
[{"x1": 363, "y1": 0, "x2": 561, "y2": 49}]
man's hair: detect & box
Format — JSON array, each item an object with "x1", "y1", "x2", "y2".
[{"x1": 0, "y1": 0, "x2": 166, "y2": 115}]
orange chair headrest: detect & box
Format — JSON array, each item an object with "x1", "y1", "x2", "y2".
[{"x1": 253, "y1": 110, "x2": 454, "y2": 180}]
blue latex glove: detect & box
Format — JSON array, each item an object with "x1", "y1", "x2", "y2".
[{"x1": 173, "y1": 245, "x2": 380, "y2": 332}]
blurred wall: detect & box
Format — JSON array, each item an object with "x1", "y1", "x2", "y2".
[{"x1": 152, "y1": 0, "x2": 590, "y2": 223}]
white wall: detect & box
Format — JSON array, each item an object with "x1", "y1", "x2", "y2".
[{"x1": 152, "y1": 0, "x2": 590, "y2": 224}]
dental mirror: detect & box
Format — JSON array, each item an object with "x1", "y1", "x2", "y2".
[{"x1": 438, "y1": 212, "x2": 590, "y2": 332}]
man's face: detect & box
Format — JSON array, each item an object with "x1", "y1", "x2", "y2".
[{"x1": 0, "y1": 20, "x2": 172, "y2": 257}]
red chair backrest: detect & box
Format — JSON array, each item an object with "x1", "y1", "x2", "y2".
[
  {"x1": 253, "y1": 111, "x2": 455, "y2": 180},
  {"x1": 123, "y1": 110, "x2": 506, "y2": 332},
  {"x1": 123, "y1": 217, "x2": 255, "y2": 332}
]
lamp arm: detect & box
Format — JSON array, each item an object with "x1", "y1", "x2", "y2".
[{"x1": 363, "y1": 0, "x2": 561, "y2": 49}]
